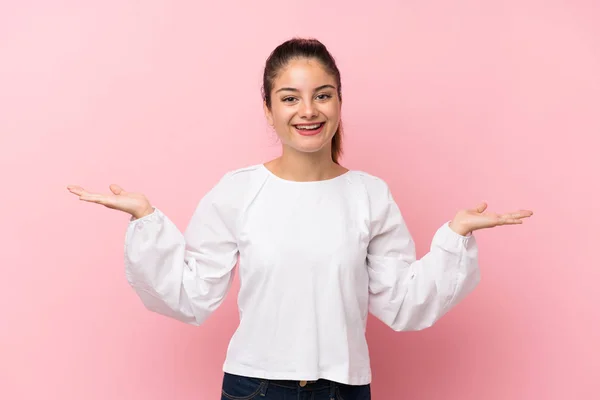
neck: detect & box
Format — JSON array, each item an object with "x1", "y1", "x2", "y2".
[{"x1": 266, "y1": 145, "x2": 345, "y2": 182}]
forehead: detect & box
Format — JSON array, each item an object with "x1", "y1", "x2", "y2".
[{"x1": 274, "y1": 58, "x2": 336, "y2": 89}]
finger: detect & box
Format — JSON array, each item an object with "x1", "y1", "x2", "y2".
[
  {"x1": 506, "y1": 210, "x2": 534, "y2": 219},
  {"x1": 79, "y1": 193, "x2": 112, "y2": 206},
  {"x1": 498, "y1": 214, "x2": 525, "y2": 225},
  {"x1": 67, "y1": 185, "x2": 87, "y2": 196}
]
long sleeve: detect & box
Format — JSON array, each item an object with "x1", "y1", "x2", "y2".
[
  {"x1": 123, "y1": 174, "x2": 239, "y2": 326},
  {"x1": 366, "y1": 180, "x2": 480, "y2": 331}
]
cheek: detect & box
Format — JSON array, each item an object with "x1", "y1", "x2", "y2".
[
  {"x1": 273, "y1": 110, "x2": 294, "y2": 126},
  {"x1": 328, "y1": 103, "x2": 341, "y2": 118},
  {"x1": 319, "y1": 102, "x2": 339, "y2": 119}
]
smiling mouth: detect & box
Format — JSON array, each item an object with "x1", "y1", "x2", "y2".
[
  {"x1": 293, "y1": 122, "x2": 325, "y2": 134},
  {"x1": 293, "y1": 122, "x2": 325, "y2": 136}
]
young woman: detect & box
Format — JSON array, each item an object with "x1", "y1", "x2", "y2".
[{"x1": 67, "y1": 38, "x2": 533, "y2": 400}]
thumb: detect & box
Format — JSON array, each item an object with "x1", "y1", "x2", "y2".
[
  {"x1": 109, "y1": 184, "x2": 125, "y2": 195},
  {"x1": 472, "y1": 201, "x2": 487, "y2": 213}
]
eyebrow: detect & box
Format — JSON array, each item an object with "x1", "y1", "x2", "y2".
[{"x1": 275, "y1": 84, "x2": 336, "y2": 94}]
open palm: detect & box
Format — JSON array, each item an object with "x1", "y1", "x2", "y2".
[
  {"x1": 67, "y1": 184, "x2": 153, "y2": 219},
  {"x1": 451, "y1": 202, "x2": 533, "y2": 235}
]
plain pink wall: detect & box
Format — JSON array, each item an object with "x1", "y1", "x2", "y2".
[{"x1": 1, "y1": 1, "x2": 598, "y2": 399}]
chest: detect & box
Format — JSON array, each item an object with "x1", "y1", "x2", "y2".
[{"x1": 237, "y1": 189, "x2": 370, "y2": 271}]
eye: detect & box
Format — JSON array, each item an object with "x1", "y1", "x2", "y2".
[
  {"x1": 282, "y1": 96, "x2": 297, "y2": 102},
  {"x1": 316, "y1": 93, "x2": 333, "y2": 101}
]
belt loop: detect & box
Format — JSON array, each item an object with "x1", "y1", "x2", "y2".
[
  {"x1": 260, "y1": 380, "x2": 269, "y2": 397},
  {"x1": 329, "y1": 381, "x2": 336, "y2": 399}
]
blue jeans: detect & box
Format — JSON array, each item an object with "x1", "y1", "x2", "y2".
[{"x1": 220, "y1": 372, "x2": 371, "y2": 400}]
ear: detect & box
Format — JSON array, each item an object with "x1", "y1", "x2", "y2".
[{"x1": 263, "y1": 101, "x2": 274, "y2": 127}]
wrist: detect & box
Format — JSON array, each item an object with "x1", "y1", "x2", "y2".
[
  {"x1": 133, "y1": 205, "x2": 154, "y2": 220},
  {"x1": 449, "y1": 219, "x2": 471, "y2": 236}
]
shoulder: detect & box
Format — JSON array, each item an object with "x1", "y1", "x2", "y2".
[
  {"x1": 200, "y1": 164, "x2": 268, "y2": 212},
  {"x1": 345, "y1": 170, "x2": 401, "y2": 219},
  {"x1": 346, "y1": 170, "x2": 393, "y2": 196},
  {"x1": 211, "y1": 164, "x2": 268, "y2": 194},
  {"x1": 224, "y1": 163, "x2": 266, "y2": 178},
  {"x1": 193, "y1": 164, "x2": 267, "y2": 223}
]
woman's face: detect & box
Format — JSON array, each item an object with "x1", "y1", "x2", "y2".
[{"x1": 264, "y1": 58, "x2": 341, "y2": 156}]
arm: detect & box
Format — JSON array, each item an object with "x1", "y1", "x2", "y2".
[
  {"x1": 367, "y1": 182, "x2": 480, "y2": 331},
  {"x1": 123, "y1": 174, "x2": 239, "y2": 326}
]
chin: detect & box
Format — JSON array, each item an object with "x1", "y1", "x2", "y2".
[
  {"x1": 290, "y1": 134, "x2": 328, "y2": 149},
  {"x1": 289, "y1": 142, "x2": 330, "y2": 154}
]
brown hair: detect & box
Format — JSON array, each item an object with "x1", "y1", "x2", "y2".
[{"x1": 261, "y1": 38, "x2": 343, "y2": 164}]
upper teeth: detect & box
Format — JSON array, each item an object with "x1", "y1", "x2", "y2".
[{"x1": 296, "y1": 124, "x2": 321, "y2": 130}]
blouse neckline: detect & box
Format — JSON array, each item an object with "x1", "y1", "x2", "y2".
[{"x1": 260, "y1": 163, "x2": 352, "y2": 184}]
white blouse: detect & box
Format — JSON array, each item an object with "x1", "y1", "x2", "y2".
[{"x1": 124, "y1": 164, "x2": 480, "y2": 385}]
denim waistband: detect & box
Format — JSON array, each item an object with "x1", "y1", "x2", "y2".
[
  {"x1": 224, "y1": 372, "x2": 336, "y2": 391},
  {"x1": 267, "y1": 378, "x2": 334, "y2": 390}
]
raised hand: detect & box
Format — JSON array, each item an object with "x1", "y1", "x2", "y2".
[
  {"x1": 449, "y1": 202, "x2": 533, "y2": 236},
  {"x1": 67, "y1": 184, "x2": 154, "y2": 220}
]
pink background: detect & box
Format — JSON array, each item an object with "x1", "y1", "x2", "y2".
[{"x1": 1, "y1": 1, "x2": 598, "y2": 399}]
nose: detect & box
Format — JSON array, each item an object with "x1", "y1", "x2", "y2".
[{"x1": 299, "y1": 100, "x2": 318, "y2": 119}]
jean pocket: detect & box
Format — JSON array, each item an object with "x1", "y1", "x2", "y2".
[{"x1": 221, "y1": 373, "x2": 265, "y2": 400}]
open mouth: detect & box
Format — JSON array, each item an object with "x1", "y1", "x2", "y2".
[{"x1": 293, "y1": 122, "x2": 325, "y2": 136}]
